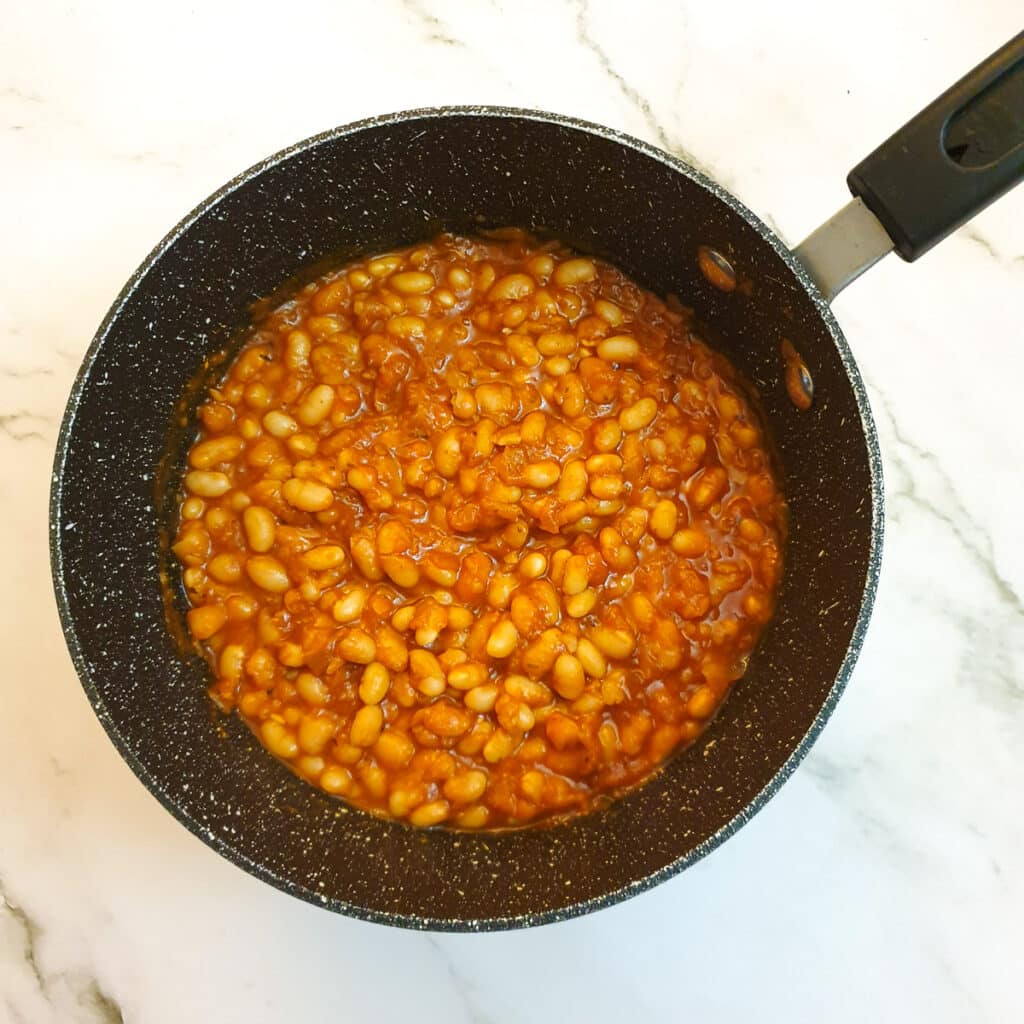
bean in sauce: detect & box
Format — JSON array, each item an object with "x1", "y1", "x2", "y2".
[{"x1": 172, "y1": 231, "x2": 786, "y2": 830}]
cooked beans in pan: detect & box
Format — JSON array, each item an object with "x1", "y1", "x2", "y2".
[{"x1": 172, "y1": 231, "x2": 786, "y2": 829}]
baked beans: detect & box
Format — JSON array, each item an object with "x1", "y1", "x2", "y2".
[{"x1": 172, "y1": 231, "x2": 786, "y2": 829}]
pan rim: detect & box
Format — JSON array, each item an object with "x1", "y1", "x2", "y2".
[{"x1": 49, "y1": 105, "x2": 884, "y2": 931}]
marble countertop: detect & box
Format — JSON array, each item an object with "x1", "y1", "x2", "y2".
[{"x1": 3, "y1": 1, "x2": 1023, "y2": 1021}]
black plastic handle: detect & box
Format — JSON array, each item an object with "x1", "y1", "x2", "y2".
[{"x1": 848, "y1": 31, "x2": 1024, "y2": 262}]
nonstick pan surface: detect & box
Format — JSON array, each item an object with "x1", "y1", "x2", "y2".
[{"x1": 51, "y1": 107, "x2": 887, "y2": 928}]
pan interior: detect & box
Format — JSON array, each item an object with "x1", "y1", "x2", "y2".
[{"x1": 52, "y1": 110, "x2": 879, "y2": 930}]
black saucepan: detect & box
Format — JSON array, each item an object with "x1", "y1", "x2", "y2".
[{"x1": 51, "y1": 34, "x2": 1023, "y2": 929}]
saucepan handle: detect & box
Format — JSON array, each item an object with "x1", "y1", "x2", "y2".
[
  {"x1": 795, "y1": 30, "x2": 1024, "y2": 301},
  {"x1": 849, "y1": 30, "x2": 1024, "y2": 261}
]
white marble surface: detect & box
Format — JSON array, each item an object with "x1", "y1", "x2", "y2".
[{"x1": 2, "y1": 1, "x2": 1023, "y2": 1020}]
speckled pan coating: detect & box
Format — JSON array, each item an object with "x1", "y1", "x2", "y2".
[{"x1": 50, "y1": 108, "x2": 883, "y2": 931}]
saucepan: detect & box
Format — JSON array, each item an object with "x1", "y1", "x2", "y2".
[{"x1": 50, "y1": 33, "x2": 1023, "y2": 929}]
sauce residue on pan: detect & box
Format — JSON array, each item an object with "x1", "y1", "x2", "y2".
[{"x1": 781, "y1": 338, "x2": 814, "y2": 411}]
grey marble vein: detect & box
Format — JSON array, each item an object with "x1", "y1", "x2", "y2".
[
  {"x1": 0, "y1": 366, "x2": 54, "y2": 379},
  {"x1": 1, "y1": 878, "x2": 126, "y2": 1024},
  {"x1": 963, "y1": 227, "x2": 1024, "y2": 265},
  {"x1": 802, "y1": 753, "x2": 929, "y2": 868},
  {"x1": 79, "y1": 982, "x2": 125, "y2": 1024},
  {"x1": 5, "y1": 998, "x2": 30, "y2": 1024},
  {"x1": 867, "y1": 378, "x2": 1024, "y2": 615},
  {"x1": 0, "y1": 410, "x2": 53, "y2": 443},
  {"x1": 400, "y1": 0, "x2": 464, "y2": 47},
  {"x1": 572, "y1": 0, "x2": 712, "y2": 178},
  {"x1": 1, "y1": 881, "x2": 45, "y2": 995},
  {"x1": 0, "y1": 86, "x2": 45, "y2": 104},
  {"x1": 113, "y1": 149, "x2": 183, "y2": 173},
  {"x1": 426, "y1": 936, "x2": 496, "y2": 1024},
  {"x1": 869, "y1": 387, "x2": 1024, "y2": 710}
]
